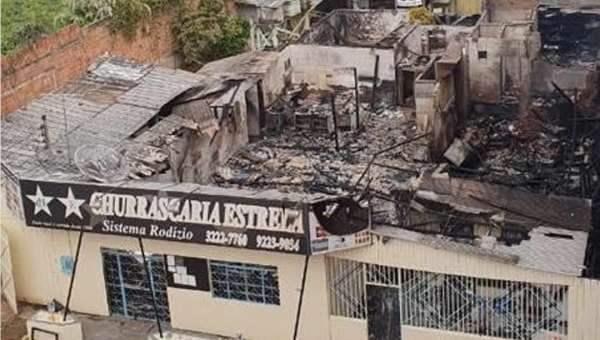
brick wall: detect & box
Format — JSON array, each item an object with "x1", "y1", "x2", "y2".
[{"x1": 1, "y1": 13, "x2": 177, "y2": 118}]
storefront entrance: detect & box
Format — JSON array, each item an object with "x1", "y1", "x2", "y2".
[
  {"x1": 367, "y1": 284, "x2": 401, "y2": 340},
  {"x1": 101, "y1": 248, "x2": 170, "y2": 321}
]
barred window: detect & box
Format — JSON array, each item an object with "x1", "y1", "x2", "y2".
[
  {"x1": 210, "y1": 261, "x2": 280, "y2": 305},
  {"x1": 326, "y1": 257, "x2": 569, "y2": 340}
]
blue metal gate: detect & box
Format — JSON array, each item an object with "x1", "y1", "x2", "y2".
[{"x1": 101, "y1": 248, "x2": 170, "y2": 321}]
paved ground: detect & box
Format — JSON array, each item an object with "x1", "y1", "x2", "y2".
[
  {"x1": 0, "y1": 300, "x2": 232, "y2": 340},
  {"x1": 1, "y1": 298, "x2": 27, "y2": 340},
  {"x1": 1, "y1": 299, "x2": 159, "y2": 340}
]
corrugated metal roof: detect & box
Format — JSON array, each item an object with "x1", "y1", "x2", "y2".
[
  {"x1": 373, "y1": 225, "x2": 588, "y2": 276},
  {"x1": 1, "y1": 57, "x2": 204, "y2": 181},
  {"x1": 198, "y1": 51, "x2": 279, "y2": 76},
  {"x1": 416, "y1": 174, "x2": 592, "y2": 232}
]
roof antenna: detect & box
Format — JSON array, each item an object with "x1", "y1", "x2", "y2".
[
  {"x1": 40, "y1": 115, "x2": 51, "y2": 149},
  {"x1": 62, "y1": 94, "x2": 72, "y2": 166}
]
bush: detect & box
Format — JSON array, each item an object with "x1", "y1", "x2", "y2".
[
  {"x1": 1, "y1": 0, "x2": 70, "y2": 54},
  {"x1": 3, "y1": 23, "x2": 47, "y2": 54},
  {"x1": 409, "y1": 7, "x2": 435, "y2": 25},
  {"x1": 56, "y1": 0, "x2": 182, "y2": 39},
  {"x1": 172, "y1": 0, "x2": 250, "y2": 70}
]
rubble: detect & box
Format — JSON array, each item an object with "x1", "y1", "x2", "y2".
[
  {"x1": 214, "y1": 112, "x2": 434, "y2": 198},
  {"x1": 539, "y1": 6, "x2": 600, "y2": 68}
]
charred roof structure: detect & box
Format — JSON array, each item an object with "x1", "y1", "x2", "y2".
[
  {"x1": 2, "y1": 2, "x2": 600, "y2": 340},
  {"x1": 3, "y1": 3, "x2": 599, "y2": 279}
]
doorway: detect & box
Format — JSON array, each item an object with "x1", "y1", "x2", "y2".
[
  {"x1": 101, "y1": 248, "x2": 170, "y2": 321},
  {"x1": 367, "y1": 284, "x2": 401, "y2": 340}
]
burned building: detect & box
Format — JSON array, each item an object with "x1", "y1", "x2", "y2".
[{"x1": 2, "y1": 2, "x2": 600, "y2": 340}]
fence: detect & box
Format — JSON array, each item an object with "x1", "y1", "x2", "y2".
[{"x1": 326, "y1": 257, "x2": 569, "y2": 340}]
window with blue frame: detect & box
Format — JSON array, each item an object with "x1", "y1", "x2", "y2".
[{"x1": 210, "y1": 261, "x2": 280, "y2": 305}]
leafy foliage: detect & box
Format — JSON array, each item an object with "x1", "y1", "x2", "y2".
[
  {"x1": 408, "y1": 6, "x2": 435, "y2": 25},
  {"x1": 1, "y1": 0, "x2": 182, "y2": 54},
  {"x1": 172, "y1": 0, "x2": 250, "y2": 70},
  {"x1": 3, "y1": 23, "x2": 48, "y2": 54},
  {"x1": 56, "y1": 0, "x2": 181, "y2": 39},
  {"x1": 108, "y1": 0, "x2": 152, "y2": 39},
  {"x1": 1, "y1": 0, "x2": 69, "y2": 54}
]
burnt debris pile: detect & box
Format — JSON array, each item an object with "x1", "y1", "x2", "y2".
[
  {"x1": 449, "y1": 92, "x2": 599, "y2": 198},
  {"x1": 539, "y1": 6, "x2": 600, "y2": 67}
]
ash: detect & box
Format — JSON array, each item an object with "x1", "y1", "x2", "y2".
[{"x1": 214, "y1": 111, "x2": 434, "y2": 197}]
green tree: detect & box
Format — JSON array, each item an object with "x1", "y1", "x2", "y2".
[{"x1": 172, "y1": 0, "x2": 250, "y2": 70}]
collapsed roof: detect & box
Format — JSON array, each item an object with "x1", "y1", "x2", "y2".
[{"x1": 1, "y1": 7, "x2": 597, "y2": 277}]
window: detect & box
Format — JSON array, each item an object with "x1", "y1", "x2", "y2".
[
  {"x1": 478, "y1": 50, "x2": 488, "y2": 60},
  {"x1": 326, "y1": 258, "x2": 569, "y2": 340},
  {"x1": 210, "y1": 261, "x2": 280, "y2": 305}
]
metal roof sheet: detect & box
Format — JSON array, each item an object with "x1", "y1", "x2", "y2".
[{"x1": 1, "y1": 57, "x2": 205, "y2": 180}]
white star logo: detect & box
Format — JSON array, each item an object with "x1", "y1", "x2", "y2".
[
  {"x1": 26, "y1": 185, "x2": 54, "y2": 216},
  {"x1": 58, "y1": 187, "x2": 86, "y2": 219}
]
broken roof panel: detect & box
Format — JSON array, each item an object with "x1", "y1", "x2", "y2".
[
  {"x1": 1, "y1": 57, "x2": 205, "y2": 180},
  {"x1": 374, "y1": 224, "x2": 588, "y2": 276},
  {"x1": 197, "y1": 51, "x2": 279, "y2": 76},
  {"x1": 415, "y1": 174, "x2": 592, "y2": 232}
]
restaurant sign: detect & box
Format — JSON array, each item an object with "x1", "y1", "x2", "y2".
[{"x1": 20, "y1": 179, "x2": 310, "y2": 254}]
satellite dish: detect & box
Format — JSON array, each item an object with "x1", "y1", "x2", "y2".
[{"x1": 74, "y1": 145, "x2": 129, "y2": 183}]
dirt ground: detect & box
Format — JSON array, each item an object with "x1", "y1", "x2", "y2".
[{"x1": 1, "y1": 298, "x2": 30, "y2": 340}]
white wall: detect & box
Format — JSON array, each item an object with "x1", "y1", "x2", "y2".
[
  {"x1": 1, "y1": 204, "x2": 331, "y2": 340},
  {"x1": 285, "y1": 45, "x2": 396, "y2": 81},
  {"x1": 414, "y1": 80, "x2": 436, "y2": 133},
  {"x1": 468, "y1": 37, "x2": 502, "y2": 103},
  {"x1": 331, "y1": 235, "x2": 600, "y2": 340},
  {"x1": 402, "y1": 326, "x2": 507, "y2": 340},
  {"x1": 329, "y1": 316, "x2": 368, "y2": 340},
  {"x1": 4, "y1": 197, "x2": 600, "y2": 340}
]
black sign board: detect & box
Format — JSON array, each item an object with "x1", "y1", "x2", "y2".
[{"x1": 20, "y1": 179, "x2": 309, "y2": 254}]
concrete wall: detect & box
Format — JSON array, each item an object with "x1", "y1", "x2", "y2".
[
  {"x1": 533, "y1": 61, "x2": 597, "y2": 91},
  {"x1": 431, "y1": 72, "x2": 456, "y2": 159},
  {"x1": 297, "y1": 11, "x2": 340, "y2": 45},
  {"x1": 489, "y1": 8, "x2": 535, "y2": 22},
  {"x1": 337, "y1": 9, "x2": 409, "y2": 44},
  {"x1": 291, "y1": 67, "x2": 356, "y2": 89},
  {"x1": 329, "y1": 316, "x2": 368, "y2": 340},
  {"x1": 541, "y1": 0, "x2": 600, "y2": 7},
  {"x1": 467, "y1": 36, "x2": 503, "y2": 103},
  {"x1": 330, "y1": 235, "x2": 600, "y2": 340},
  {"x1": 329, "y1": 322, "x2": 539, "y2": 340},
  {"x1": 267, "y1": 47, "x2": 293, "y2": 105},
  {"x1": 468, "y1": 25, "x2": 540, "y2": 104},
  {"x1": 486, "y1": 0, "x2": 538, "y2": 10},
  {"x1": 0, "y1": 12, "x2": 180, "y2": 118},
  {"x1": 399, "y1": 25, "x2": 473, "y2": 56},
  {"x1": 452, "y1": 0, "x2": 484, "y2": 15},
  {"x1": 415, "y1": 80, "x2": 437, "y2": 133},
  {"x1": 0, "y1": 203, "x2": 331, "y2": 340},
  {"x1": 297, "y1": 9, "x2": 409, "y2": 46},
  {"x1": 285, "y1": 44, "x2": 396, "y2": 81},
  {"x1": 402, "y1": 326, "x2": 507, "y2": 340},
  {"x1": 3, "y1": 193, "x2": 600, "y2": 340},
  {"x1": 170, "y1": 82, "x2": 252, "y2": 184}
]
